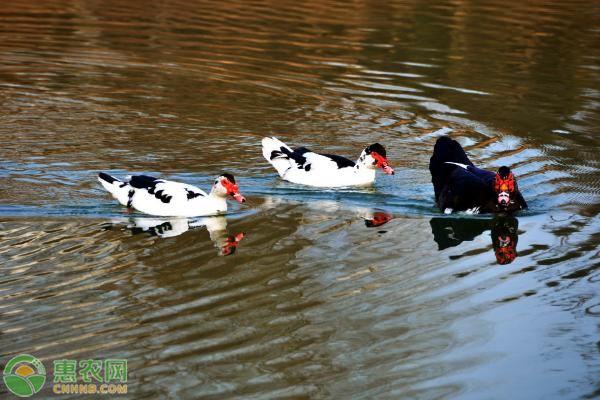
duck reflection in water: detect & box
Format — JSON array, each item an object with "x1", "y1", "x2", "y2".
[
  {"x1": 104, "y1": 216, "x2": 245, "y2": 256},
  {"x1": 364, "y1": 211, "x2": 394, "y2": 228},
  {"x1": 430, "y1": 215, "x2": 519, "y2": 264},
  {"x1": 491, "y1": 216, "x2": 518, "y2": 265},
  {"x1": 261, "y1": 196, "x2": 394, "y2": 229}
]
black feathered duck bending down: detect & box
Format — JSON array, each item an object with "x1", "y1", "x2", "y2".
[{"x1": 429, "y1": 136, "x2": 527, "y2": 214}]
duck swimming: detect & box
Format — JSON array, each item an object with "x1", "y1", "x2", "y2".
[
  {"x1": 98, "y1": 172, "x2": 245, "y2": 217},
  {"x1": 429, "y1": 136, "x2": 527, "y2": 214},
  {"x1": 262, "y1": 137, "x2": 394, "y2": 187}
]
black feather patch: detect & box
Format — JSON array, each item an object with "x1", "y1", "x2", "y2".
[
  {"x1": 270, "y1": 150, "x2": 285, "y2": 160},
  {"x1": 128, "y1": 175, "x2": 171, "y2": 203},
  {"x1": 126, "y1": 190, "x2": 135, "y2": 208},
  {"x1": 289, "y1": 147, "x2": 310, "y2": 166},
  {"x1": 129, "y1": 175, "x2": 160, "y2": 189},
  {"x1": 320, "y1": 154, "x2": 356, "y2": 169},
  {"x1": 186, "y1": 189, "x2": 204, "y2": 199},
  {"x1": 99, "y1": 172, "x2": 118, "y2": 184},
  {"x1": 365, "y1": 143, "x2": 387, "y2": 157},
  {"x1": 153, "y1": 189, "x2": 172, "y2": 203},
  {"x1": 221, "y1": 173, "x2": 236, "y2": 183},
  {"x1": 270, "y1": 146, "x2": 314, "y2": 170},
  {"x1": 498, "y1": 166, "x2": 511, "y2": 179}
]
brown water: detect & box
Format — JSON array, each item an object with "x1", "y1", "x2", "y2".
[{"x1": 1, "y1": 0, "x2": 599, "y2": 398}]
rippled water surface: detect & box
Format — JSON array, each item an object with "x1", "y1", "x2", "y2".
[{"x1": 1, "y1": 0, "x2": 599, "y2": 398}]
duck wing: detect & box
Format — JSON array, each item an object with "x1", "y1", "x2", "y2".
[
  {"x1": 316, "y1": 153, "x2": 356, "y2": 169},
  {"x1": 430, "y1": 136, "x2": 475, "y2": 201},
  {"x1": 127, "y1": 175, "x2": 207, "y2": 209},
  {"x1": 464, "y1": 165, "x2": 495, "y2": 184},
  {"x1": 438, "y1": 167, "x2": 493, "y2": 212},
  {"x1": 298, "y1": 150, "x2": 355, "y2": 172},
  {"x1": 270, "y1": 144, "x2": 356, "y2": 174}
]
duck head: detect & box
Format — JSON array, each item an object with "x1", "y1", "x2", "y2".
[
  {"x1": 494, "y1": 166, "x2": 517, "y2": 209},
  {"x1": 359, "y1": 143, "x2": 394, "y2": 175},
  {"x1": 213, "y1": 173, "x2": 246, "y2": 203}
]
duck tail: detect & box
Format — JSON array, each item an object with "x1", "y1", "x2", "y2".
[
  {"x1": 98, "y1": 172, "x2": 131, "y2": 206},
  {"x1": 261, "y1": 137, "x2": 294, "y2": 177},
  {"x1": 429, "y1": 136, "x2": 473, "y2": 201}
]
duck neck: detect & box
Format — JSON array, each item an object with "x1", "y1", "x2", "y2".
[
  {"x1": 207, "y1": 191, "x2": 228, "y2": 212},
  {"x1": 355, "y1": 156, "x2": 366, "y2": 170},
  {"x1": 354, "y1": 159, "x2": 376, "y2": 178}
]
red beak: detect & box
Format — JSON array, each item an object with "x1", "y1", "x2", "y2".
[
  {"x1": 371, "y1": 152, "x2": 394, "y2": 175},
  {"x1": 232, "y1": 193, "x2": 246, "y2": 203},
  {"x1": 222, "y1": 180, "x2": 246, "y2": 203}
]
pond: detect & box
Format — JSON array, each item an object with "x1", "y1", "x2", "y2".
[{"x1": 1, "y1": 0, "x2": 598, "y2": 398}]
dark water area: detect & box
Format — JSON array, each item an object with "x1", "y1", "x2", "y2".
[{"x1": 1, "y1": 0, "x2": 599, "y2": 398}]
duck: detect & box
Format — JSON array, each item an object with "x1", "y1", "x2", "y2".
[
  {"x1": 98, "y1": 172, "x2": 246, "y2": 217},
  {"x1": 261, "y1": 137, "x2": 394, "y2": 187},
  {"x1": 429, "y1": 136, "x2": 527, "y2": 214}
]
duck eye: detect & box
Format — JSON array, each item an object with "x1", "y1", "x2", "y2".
[{"x1": 214, "y1": 180, "x2": 218, "y2": 185}]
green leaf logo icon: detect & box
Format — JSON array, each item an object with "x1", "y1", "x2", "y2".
[{"x1": 3, "y1": 355, "x2": 46, "y2": 397}]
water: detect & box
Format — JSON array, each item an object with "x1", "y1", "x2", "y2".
[{"x1": 1, "y1": 0, "x2": 599, "y2": 398}]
